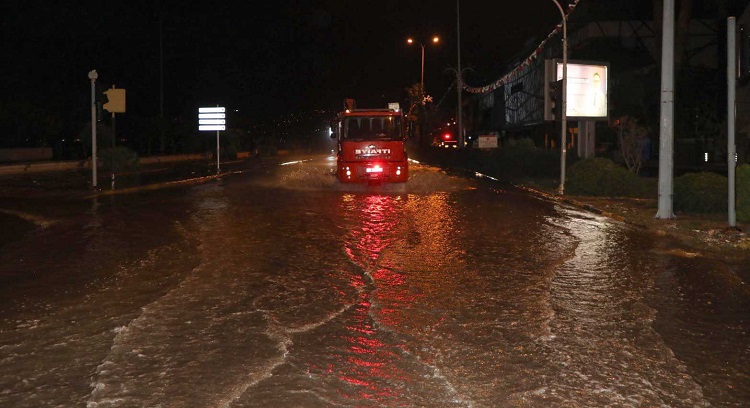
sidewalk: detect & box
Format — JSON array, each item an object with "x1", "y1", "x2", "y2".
[
  {"x1": 0, "y1": 159, "x2": 231, "y2": 200},
  {"x1": 518, "y1": 179, "x2": 749, "y2": 264}
]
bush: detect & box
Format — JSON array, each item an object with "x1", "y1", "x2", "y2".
[
  {"x1": 98, "y1": 146, "x2": 139, "y2": 173},
  {"x1": 417, "y1": 138, "x2": 559, "y2": 180},
  {"x1": 674, "y1": 172, "x2": 727, "y2": 214},
  {"x1": 566, "y1": 158, "x2": 644, "y2": 197},
  {"x1": 505, "y1": 137, "x2": 536, "y2": 149},
  {"x1": 496, "y1": 139, "x2": 560, "y2": 180},
  {"x1": 737, "y1": 164, "x2": 750, "y2": 222}
]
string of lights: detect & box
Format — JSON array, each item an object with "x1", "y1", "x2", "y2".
[{"x1": 463, "y1": 0, "x2": 581, "y2": 94}]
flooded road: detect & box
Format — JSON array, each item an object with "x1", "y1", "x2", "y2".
[{"x1": 1, "y1": 156, "x2": 747, "y2": 407}]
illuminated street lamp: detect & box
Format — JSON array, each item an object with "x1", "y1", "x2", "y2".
[{"x1": 407, "y1": 36, "x2": 440, "y2": 94}]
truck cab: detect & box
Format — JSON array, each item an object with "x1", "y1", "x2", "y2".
[{"x1": 331, "y1": 102, "x2": 408, "y2": 184}]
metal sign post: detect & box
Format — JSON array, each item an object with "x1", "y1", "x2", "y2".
[
  {"x1": 103, "y1": 85, "x2": 126, "y2": 189},
  {"x1": 198, "y1": 107, "x2": 226, "y2": 174}
]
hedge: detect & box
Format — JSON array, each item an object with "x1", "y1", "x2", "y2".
[
  {"x1": 566, "y1": 158, "x2": 645, "y2": 197},
  {"x1": 673, "y1": 172, "x2": 727, "y2": 213},
  {"x1": 737, "y1": 164, "x2": 750, "y2": 222}
]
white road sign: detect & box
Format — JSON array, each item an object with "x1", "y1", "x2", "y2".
[{"x1": 198, "y1": 107, "x2": 226, "y2": 131}]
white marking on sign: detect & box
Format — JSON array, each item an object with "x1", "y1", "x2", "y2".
[{"x1": 198, "y1": 107, "x2": 226, "y2": 132}]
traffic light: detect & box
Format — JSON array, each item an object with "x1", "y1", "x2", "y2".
[
  {"x1": 96, "y1": 90, "x2": 109, "y2": 122},
  {"x1": 549, "y1": 80, "x2": 563, "y2": 121}
]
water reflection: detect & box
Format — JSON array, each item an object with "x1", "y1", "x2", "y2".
[
  {"x1": 343, "y1": 194, "x2": 401, "y2": 264},
  {"x1": 335, "y1": 194, "x2": 408, "y2": 402},
  {"x1": 649, "y1": 241, "x2": 750, "y2": 405},
  {"x1": 536, "y1": 207, "x2": 709, "y2": 406},
  {"x1": 320, "y1": 192, "x2": 466, "y2": 404}
]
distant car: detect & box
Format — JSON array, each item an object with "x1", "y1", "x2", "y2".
[{"x1": 432, "y1": 126, "x2": 458, "y2": 148}]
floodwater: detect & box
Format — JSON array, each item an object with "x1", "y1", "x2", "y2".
[{"x1": 0, "y1": 156, "x2": 747, "y2": 407}]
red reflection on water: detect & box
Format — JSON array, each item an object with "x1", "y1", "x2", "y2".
[
  {"x1": 371, "y1": 266, "x2": 424, "y2": 328},
  {"x1": 314, "y1": 193, "x2": 461, "y2": 404},
  {"x1": 342, "y1": 194, "x2": 403, "y2": 270},
  {"x1": 328, "y1": 194, "x2": 419, "y2": 403},
  {"x1": 347, "y1": 270, "x2": 366, "y2": 292},
  {"x1": 348, "y1": 324, "x2": 376, "y2": 335},
  {"x1": 341, "y1": 376, "x2": 370, "y2": 387},
  {"x1": 348, "y1": 356, "x2": 386, "y2": 368}
]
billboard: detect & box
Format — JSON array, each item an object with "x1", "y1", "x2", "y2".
[
  {"x1": 546, "y1": 60, "x2": 608, "y2": 120},
  {"x1": 477, "y1": 133, "x2": 498, "y2": 149}
]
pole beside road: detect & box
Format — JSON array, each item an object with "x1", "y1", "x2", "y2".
[
  {"x1": 456, "y1": 0, "x2": 464, "y2": 149},
  {"x1": 88, "y1": 70, "x2": 98, "y2": 188},
  {"x1": 198, "y1": 106, "x2": 226, "y2": 174},
  {"x1": 550, "y1": 0, "x2": 567, "y2": 195},
  {"x1": 728, "y1": 17, "x2": 737, "y2": 228},
  {"x1": 421, "y1": 43, "x2": 425, "y2": 94},
  {"x1": 656, "y1": 0, "x2": 675, "y2": 219}
]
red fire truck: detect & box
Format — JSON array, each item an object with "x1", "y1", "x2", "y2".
[{"x1": 331, "y1": 100, "x2": 408, "y2": 183}]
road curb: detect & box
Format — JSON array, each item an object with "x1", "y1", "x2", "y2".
[
  {"x1": 84, "y1": 174, "x2": 223, "y2": 198},
  {"x1": 515, "y1": 185, "x2": 628, "y2": 223}
]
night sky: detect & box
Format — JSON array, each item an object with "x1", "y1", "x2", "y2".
[{"x1": 3, "y1": 1, "x2": 573, "y2": 124}]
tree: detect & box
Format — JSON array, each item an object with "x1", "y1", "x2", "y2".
[
  {"x1": 77, "y1": 121, "x2": 114, "y2": 158},
  {"x1": 614, "y1": 116, "x2": 650, "y2": 175},
  {"x1": 405, "y1": 82, "x2": 425, "y2": 145},
  {"x1": 0, "y1": 100, "x2": 62, "y2": 148},
  {"x1": 405, "y1": 82, "x2": 442, "y2": 149}
]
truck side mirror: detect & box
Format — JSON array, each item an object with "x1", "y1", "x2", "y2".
[{"x1": 329, "y1": 123, "x2": 338, "y2": 139}]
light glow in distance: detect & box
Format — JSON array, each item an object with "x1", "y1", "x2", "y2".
[
  {"x1": 475, "y1": 172, "x2": 499, "y2": 181},
  {"x1": 279, "y1": 159, "x2": 313, "y2": 166}
]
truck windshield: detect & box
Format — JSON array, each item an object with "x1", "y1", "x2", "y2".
[{"x1": 344, "y1": 116, "x2": 402, "y2": 140}]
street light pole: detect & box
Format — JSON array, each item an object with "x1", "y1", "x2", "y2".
[
  {"x1": 420, "y1": 43, "x2": 425, "y2": 94},
  {"x1": 551, "y1": 0, "x2": 567, "y2": 195},
  {"x1": 407, "y1": 36, "x2": 439, "y2": 96}
]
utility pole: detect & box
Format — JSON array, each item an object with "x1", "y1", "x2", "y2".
[
  {"x1": 728, "y1": 17, "x2": 738, "y2": 228},
  {"x1": 656, "y1": 0, "x2": 675, "y2": 219},
  {"x1": 158, "y1": 2, "x2": 166, "y2": 154},
  {"x1": 88, "y1": 70, "x2": 98, "y2": 188},
  {"x1": 456, "y1": 0, "x2": 464, "y2": 148},
  {"x1": 159, "y1": 10, "x2": 164, "y2": 120}
]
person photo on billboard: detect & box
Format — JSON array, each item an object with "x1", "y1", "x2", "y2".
[{"x1": 586, "y1": 71, "x2": 606, "y2": 117}]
